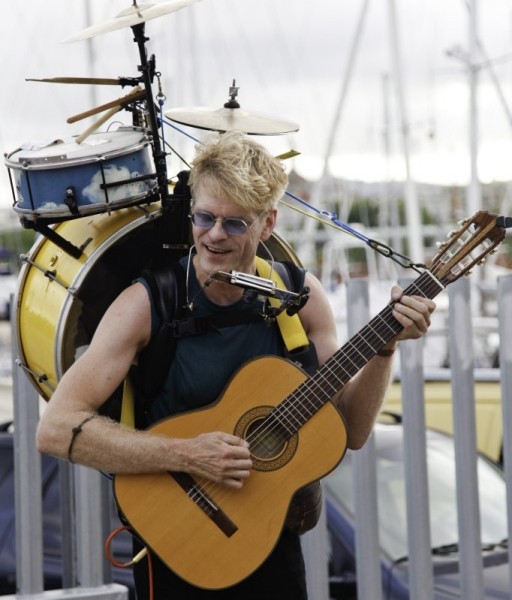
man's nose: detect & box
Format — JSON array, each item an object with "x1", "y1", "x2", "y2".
[{"x1": 208, "y1": 219, "x2": 228, "y2": 239}]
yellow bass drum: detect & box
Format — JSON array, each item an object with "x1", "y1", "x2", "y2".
[{"x1": 15, "y1": 206, "x2": 302, "y2": 400}]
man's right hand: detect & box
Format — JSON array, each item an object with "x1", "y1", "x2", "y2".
[{"x1": 179, "y1": 432, "x2": 253, "y2": 489}]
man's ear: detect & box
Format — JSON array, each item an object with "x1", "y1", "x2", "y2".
[{"x1": 260, "y1": 208, "x2": 277, "y2": 242}]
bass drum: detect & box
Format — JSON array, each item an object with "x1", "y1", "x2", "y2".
[{"x1": 15, "y1": 207, "x2": 302, "y2": 400}]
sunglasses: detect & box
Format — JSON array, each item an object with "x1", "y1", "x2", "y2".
[{"x1": 189, "y1": 210, "x2": 256, "y2": 236}]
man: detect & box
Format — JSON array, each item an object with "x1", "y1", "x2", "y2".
[{"x1": 37, "y1": 130, "x2": 435, "y2": 599}]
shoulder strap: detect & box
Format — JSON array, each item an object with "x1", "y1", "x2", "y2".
[
  {"x1": 137, "y1": 262, "x2": 186, "y2": 392},
  {"x1": 122, "y1": 262, "x2": 187, "y2": 425},
  {"x1": 255, "y1": 256, "x2": 309, "y2": 352},
  {"x1": 142, "y1": 261, "x2": 186, "y2": 325}
]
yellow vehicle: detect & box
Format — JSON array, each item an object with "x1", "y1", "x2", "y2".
[{"x1": 383, "y1": 368, "x2": 503, "y2": 463}]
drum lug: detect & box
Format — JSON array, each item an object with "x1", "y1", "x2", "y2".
[{"x1": 64, "y1": 186, "x2": 80, "y2": 216}]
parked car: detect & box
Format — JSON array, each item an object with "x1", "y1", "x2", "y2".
[
  {"x1": 325, "y1": 418, "x2": 509, "y2": 599},
  {"x1": 0, "y1": 421, "x2": 135, "y2": 596},
  {"x1": 385, "y1": 368, "x2": 503, "y2": 463},
  {"x1": 0, "y1": 270, "x2": 16, "y2": 320}
]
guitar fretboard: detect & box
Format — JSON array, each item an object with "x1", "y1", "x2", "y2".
[{"x1": 269, "y1": 270, "x2": 445, "y2": 435}]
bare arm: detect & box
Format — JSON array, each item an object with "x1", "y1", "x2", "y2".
[
  {"x1": 299, "y1": 273, "x2": 435, "y2": 450},
  {"x1": 36, "y1": 282, "x2": 252, "y2": 488}
]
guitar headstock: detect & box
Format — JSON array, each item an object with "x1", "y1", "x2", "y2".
[{"x1": 430, "y1": 211, "x2": 506, "y2": 286}]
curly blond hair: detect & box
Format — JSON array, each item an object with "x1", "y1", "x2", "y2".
[{"x1": 188, "y1": 130, "x2": 288, "y2": 214}]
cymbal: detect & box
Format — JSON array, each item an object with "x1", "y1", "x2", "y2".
[
  {"x1": 62, "y1": 0, "x2": 201, "y2": 43},
  {"x1": 164, "y1": 105, "x2": 300, "y2": 135}
]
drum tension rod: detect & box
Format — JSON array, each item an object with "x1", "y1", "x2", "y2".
[
  {"x1": 20, "y1": 254, "x2": 76, "y2": 293},
  {"x1": 15, "y1": 358, "x2": 54, "y2": 392}
]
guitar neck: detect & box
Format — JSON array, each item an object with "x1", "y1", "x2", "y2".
[{"x1": 273, "y1": 270, "x2": 445, "y2": 433}]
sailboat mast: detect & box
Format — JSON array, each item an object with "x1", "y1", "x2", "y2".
[
  {"x1": 387, "y1": 0, "x2": 424, "y2": 264},
  {"x1": 83, "y1": 0, "x2": 98, "y2": 110},
  {"x1": 467, "y1": 0, "x2": 481, "y2": 216},
  {"x1": 298, "y1": 0, "x2": 370, "y2": 271}
]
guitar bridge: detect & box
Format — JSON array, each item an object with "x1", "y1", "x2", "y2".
[{"x1": 170, "y1": 471, "x2": 238, "y2": 537}]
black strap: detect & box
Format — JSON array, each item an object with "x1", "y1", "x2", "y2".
[
  {"x1": 141, "y1": 261, "x2": 186, "y2": 324},
  {"x1": 169, "y1": 309, "x2": 263, "y2": 338},
  {"x1": 135, "y1": 260, "x2": 318, "y2": 405},
  {"x1": 132, "y1": 263, "x2": 185, "y2": 402}
]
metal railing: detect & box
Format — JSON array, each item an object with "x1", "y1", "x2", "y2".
[
  {"x1": 303, "y1": 273, "x2": 510, "y2": 599},
  {"x1": 5, "y1": 274, "x2": 511, "y2": 599}
]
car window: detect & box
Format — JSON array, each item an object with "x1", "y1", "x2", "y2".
[
  {"x1": 324, "y1": 425, "x2": 508, "y2": 561},
  {"x1": 427, "y1": 436, "x2": 508, "y2": 547}
]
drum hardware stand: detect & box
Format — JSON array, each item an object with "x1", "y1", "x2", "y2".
[
  {"x1": 224, "y1": 80, "x2": 241, "y2": 109},
  {"x1": 159, "y1": 169, "x2": 192, "y2": 264},
  {"x1": 131, "y1": 25, "x2": 168, "y2": 206},
  {"x1": 19, "y1": 220, "x2": 93, "y2": 259},
  {"x1": 100, "y1": 172, "x2": 158, "y2": 191},
  {"x1": 130, "y1": 21, "x2": 191, "y2": 261}
]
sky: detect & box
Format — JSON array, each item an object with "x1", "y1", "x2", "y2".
[{"x1": 2, "y1": 0, "x2": 512, "y2": 214}]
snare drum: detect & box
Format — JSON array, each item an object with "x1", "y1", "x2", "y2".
[
  {"x1": 6, "y1": 126, "x2": 158, "y2": 223},
  {"x1": 15, "y1": 207, "x2": 301, "y2": 400}
]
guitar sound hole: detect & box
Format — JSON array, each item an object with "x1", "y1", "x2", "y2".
[
  {"x1": 246, "y1": 417, "x2": 288, "y2": 461},
  {"x1": 234, "y1": 406, "x2": 298, "y2": 472}
]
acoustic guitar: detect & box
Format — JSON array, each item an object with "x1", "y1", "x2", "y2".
[{"x1": 114, "y1": 211, "x2": 506, "y2": 589}]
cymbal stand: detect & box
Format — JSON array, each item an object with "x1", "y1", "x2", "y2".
[
  {"x1": 131, "y1": 24, "x2": 167, "y2": 206},
  {"x1": 130, "y1": 22, "x2": 191, "y2": 262}
]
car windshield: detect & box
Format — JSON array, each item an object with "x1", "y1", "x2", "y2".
[{"x1": 324, "y1": 425, "x2": 508, "y2": 561}]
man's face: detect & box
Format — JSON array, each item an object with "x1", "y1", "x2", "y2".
[{"x1": 190, "y1": 182, "x2": 276, "y2": 280}]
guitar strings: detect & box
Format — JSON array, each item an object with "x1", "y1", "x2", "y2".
[
  {"x1": 193, "y1": 269, "x2": 445, "y2": 507},
  {"x1": 203, "y1": 269, "x2": 444, "y2": 506},
  {"x1": 255, "y1": 228, "x2": 492, "y2": 451},
  {"x1": 188, "y1": 227, "x2": 493, "y2": 509},
  {"x1": 243, "y1": 270, "x2": 443, "y2": 452}
]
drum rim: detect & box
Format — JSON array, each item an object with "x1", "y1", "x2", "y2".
[
  {"x1": 5, "y1": 126, "x2": 152, "y2": 170},
  {"x1": 12, "y1": 188, "x2": 158, "y2": 220},
  {"x1": 15, "y1": 207, "x2": 162, "y2": 398},
  {"x1": 14, "y1": 235, "x2": 55, "y2": 395},
  {"x1": 54, "y1": 208, "x2": 162, "y2": 382}
]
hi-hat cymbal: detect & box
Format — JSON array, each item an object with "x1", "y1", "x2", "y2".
[
  {"x1": 165, "y1": 105, "x2": 300, "y2": 135},
  {"x1": 62, "y1": 0, "x2": 201, "y2": 43}
]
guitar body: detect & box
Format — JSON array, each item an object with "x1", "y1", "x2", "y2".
[{"x1": 114, "y1": 355, "x2": 347, "y2": 589}]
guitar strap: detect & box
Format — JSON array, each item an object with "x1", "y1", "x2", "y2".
[{"x1": 254, "y1": 256, "x2": 309, "y2": 351}]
